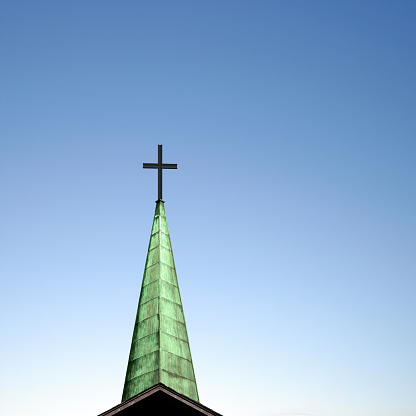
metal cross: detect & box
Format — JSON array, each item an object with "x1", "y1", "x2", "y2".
[{"x1": 143, "y1": 144, "x2": 177, "y2": 202}]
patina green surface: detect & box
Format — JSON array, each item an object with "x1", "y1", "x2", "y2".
[{"x1": 122, "y1": 201, "x2": 199, "y2": 403}]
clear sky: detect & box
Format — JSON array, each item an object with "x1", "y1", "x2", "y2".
[{"x1": 0, "y1": 1, "x2": 415, "y2": 416}]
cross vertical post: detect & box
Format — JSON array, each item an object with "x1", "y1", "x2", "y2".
[
  {"x1": 143, "y1": 144, "x2": 177, "y2": 202},
  {"x1": 158, "y1": 145, "x2": 163, "y2": 201}
]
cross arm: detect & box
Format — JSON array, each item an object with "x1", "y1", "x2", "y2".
[{"x1": 143, "y1": 163, "x2": 177, "y2": 169}]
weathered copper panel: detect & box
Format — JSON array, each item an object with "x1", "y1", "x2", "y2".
[
  {"x1": 160, "y1": 333, "x2": 192, "y2": 360},
  {"x1": 129, "y1": 332, "x2": 159, "y2": 360},
  {"x1": 125, "y1": 351, "x2": 160, "y2": 381},
  {"x1": 142, "y1": 263, "x2": 159, "y2": 286},
  {"x1": 160, "y1": 314, "x2": 189, "y2": 342},
  {"x1": 145, "y1": 247, "x2": 160, "y2": 268},
  {"x1": 159, "y1": 279, "x2": 181, "y2": 304},
  {"x1": 159, "y1": 297, "x2": 185, "y2": 323},
  {"x1": 159, "y1": 262, "x2": 178, "y2": 286},
  {"x1": 139, "y1": 280, "x2": 159, "y2": 304},
  {"x1": 136, "y1": 315, "x2": 159, "y2": 340},
  {"x1": 160, "y1": 371, "x2": 199, "y2": 401},
  {"x1": 137, "y1": 298, "x2": 158, "y2": 321},
  {"x1": 160, "y1": 351, "x2": 195, "y2": 379},
  {"x1": 121, "y1": 370, "x2": 159, "y2": 401}
]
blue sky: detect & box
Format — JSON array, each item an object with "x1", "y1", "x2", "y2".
[{"x1": 0, "y1": 1, "x2": 415, "y2": 415}]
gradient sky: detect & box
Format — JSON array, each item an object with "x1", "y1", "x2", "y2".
[{"x1": 0, "y1": 1, "x2": 415, "y2": 416}]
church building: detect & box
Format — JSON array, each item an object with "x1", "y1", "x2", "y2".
[{"x1": 98, "y1": 146, "x2": 222, "y2": 416}]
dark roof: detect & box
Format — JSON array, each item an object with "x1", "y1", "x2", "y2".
[{"x1": 98, "y1": 383, "x2": 222, "y2": 416}]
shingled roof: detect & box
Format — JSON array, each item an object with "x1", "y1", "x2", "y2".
[{"x1": 101, "y1": 383, "x2": 221, "y2": 416}]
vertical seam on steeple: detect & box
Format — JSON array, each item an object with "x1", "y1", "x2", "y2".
[
  {"x1": 167, "y1": 228, "x2": 200, "y2": 402},
  {"x1": 157, "y1": 212, "x2": 162, "y2": 385}
]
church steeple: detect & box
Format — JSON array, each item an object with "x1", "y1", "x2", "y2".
[
  {"x1": 121, "y1": 200, "x2": 199, "y2": 402},
  {"x1": 98, "y1": 146, "x2": 223, "y2": 416}
]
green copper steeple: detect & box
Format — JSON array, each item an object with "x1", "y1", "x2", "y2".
[{"x1": 122, "y1": 201, "x2": 199, "y2": 403}]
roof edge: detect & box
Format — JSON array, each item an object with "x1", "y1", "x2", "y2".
[{"x1": 98, "y1": 383, "x2": 222, "y2": 416}]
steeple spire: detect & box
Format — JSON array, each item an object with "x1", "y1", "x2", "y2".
[
  {"x1": 98, "y1": 146, "x2": 223, "y2": 416},
  {"x1": 121, "y1": 200, "x2": 199, "y2": 402}
]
